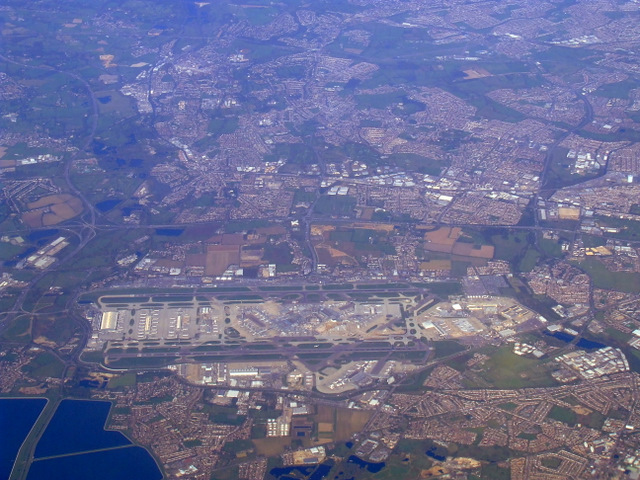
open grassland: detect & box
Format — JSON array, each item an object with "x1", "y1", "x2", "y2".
[
  {"x1": 22, "y1": 194, "x2": 83, "y2": 227},
  {"x1": 476, "y1": 346, "x2": 556, "y2": 389}
]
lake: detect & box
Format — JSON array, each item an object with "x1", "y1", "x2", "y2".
[
  {"x1": 0, "y1": 398, "x2": 47, "y2": 480},
  {"x1": 28, "y1": 229, "x2": 59, "y2": 241},
  {"x1": 27, "y1": 446, "x2": 162, "y2": 480},
  {"x1": 576, "y1": 338, "x2": 607, "y2": 350},
  {"x1": 268, "y1": 463, "x2": 334, "y2": 480},
  {"x1": 269, "y1": 466, "x2": 314, "y2": 478},
  {"x1": 95, "y1": 199, "x2": 121, "y2": 212},
  {"x1": 26, "y1": 399, "x2": 162, "y2": 480},
  {"x1": 346, "y1": 455, "x2": 385, "y2": 473},
  {"x1": 544, "y1": 330, "x2": 607, "y2": 350},
  {"x1": 34, "y1": 400, "x2": 131, "y2": 458},
  {"x1": 545, "y1": 330, "x2": 575, "y2": 343}
]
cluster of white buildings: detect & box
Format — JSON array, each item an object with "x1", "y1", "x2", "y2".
[{"x1": 556, "y1": 347, "x2": 629, "y2": 380}]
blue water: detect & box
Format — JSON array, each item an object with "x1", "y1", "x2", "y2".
[
  {"x1": 269, "y1": 466, "x2": 314, "y2": 478},
  {"x1": 425, "y1": 448, "x2": 446, "y2": 462},
  {"x1": 28, "y1": 229, "x2": 59, "y2": 241},
  {"x1": 155, "y1": 228, "x2": 183, "y2": 236},
  {"x1": 26, "y1": 446, "x2": 162, "y2": 480},
  {"x1": 270, "y1": 463, "x2": 333, "y2": 480},
  {"x1": 576, "y1": 338, "x2": 606, "y2": 349},
  {"x1": 122, "y1": 206, "x2": 138, "y2": 216},
  {"x1": 309, "y1": 463, "x2": 333, "y2": 480},
  {"x1": 346, "y1": 456, "x2": 385, "y2": 473},
  {"x1": 95, "y1": 199, "x2": 120, "y2": 212},
  {"x1": 545, "y1": 330, "x2": 575, "y2": 343},
  {"x1": 16, "y1": 246, "x2": 36, "y2": 259},
  {"x1": 34, "y1": 400, "x2": 131, "y2": 458},
  {"x1": 545, "y1": 330, "x2": 606, "y2": 349},
  {"x1": 0, "y1": 398, "x2": 47, "y2": 480}
]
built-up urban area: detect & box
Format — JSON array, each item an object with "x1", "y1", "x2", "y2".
[{"x1": 3, "y1": 0, "x2": 640, "y2": 479}]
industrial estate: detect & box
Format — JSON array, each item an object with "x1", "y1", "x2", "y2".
[{"x1": 3, "y1": 0, "x2": 640, "y2": 479}]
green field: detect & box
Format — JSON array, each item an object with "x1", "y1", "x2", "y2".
[
  {"x1": 434, "y1": 340, "x2": 466, "y2": 359},
  {"x1": 385, "y1": 153, "x2": 449, "y2": 176},
  {"x1": 204, "y1": 404, "x2": 247, "y2": 426},
  {"x1": 315, "y1": 196, "x2": 357, "y2": 216},
  {"x1": 355, "y1": 92, "x2": 425, "y2": 114},
  {"x1": 489, "y1": 231, "x2": 527, "y2": 259},
  {"x1": 22, "y1": 351, "x2": 65, "y2": 379},
  {"x1": 579, "y1": 258, "x2": 640, "y2": 293},
  {"x1": 478, "y1": 463, "x2": 510, "y2": 480},
  {"x1": 107, "y1": 372, "x2": 137, "y2": 389},
  {"x1": 539, "y1": 238, "x2": 564, "y2": 258},
  {"x1": 547, "y1": 405, "x2": 577, "y2": 426},
  {"x1": 517, "y1": 248, "x2": 540, "y2": 272},
  {"x1": 263, "y1": 243, "x2": 294, "y2": 265},
  {"x1": 594, "y1": 79, "x2": 638, "y2": 99},
  {"x1": 0, "y1": 242, "x2": 26, "y2": 262},
  {"x1": 2, "y1": 316, "x2": 31, "y2": 343},
  {"x1": 32, "y1": 315, "x2": 76, "y2": 346},
  {"x1": 476, "y1": 346, "x2": 556, "y2": 388},
  {"x1": 107, "y1": 357, "x2": 177, "y2": 369},
  {"x1": 594, "y1": 216, "x2": 640, "y2": 240}
]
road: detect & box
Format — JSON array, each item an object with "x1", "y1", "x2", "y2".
[
  {"x1": 0, "y1": 54, "x2": 100, "y2": 336},
  {"x1": 0, "y1": 32, "x2": 628, "y2": 402}
]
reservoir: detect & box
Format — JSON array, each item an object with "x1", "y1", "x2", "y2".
[
  {"x1": 27, "y1": 446, "x2": 162, "y2": 480},
  {"x1": 35, "y1": 400, "x2": 131, "y2": 458},
  {"x1": 25, "y1": 399, "x2": 162, "y2": 480},
  {"x1": 0, "y1": 398, "x2": 46, "y2": 480}
]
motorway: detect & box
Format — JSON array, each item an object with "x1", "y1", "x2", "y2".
[
  {"x1": 1, "y1": 40, "x2": 636, "y2": 387},
  {"x1": 0, "y1": 53, "x2": 100, "y2": 339}
]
